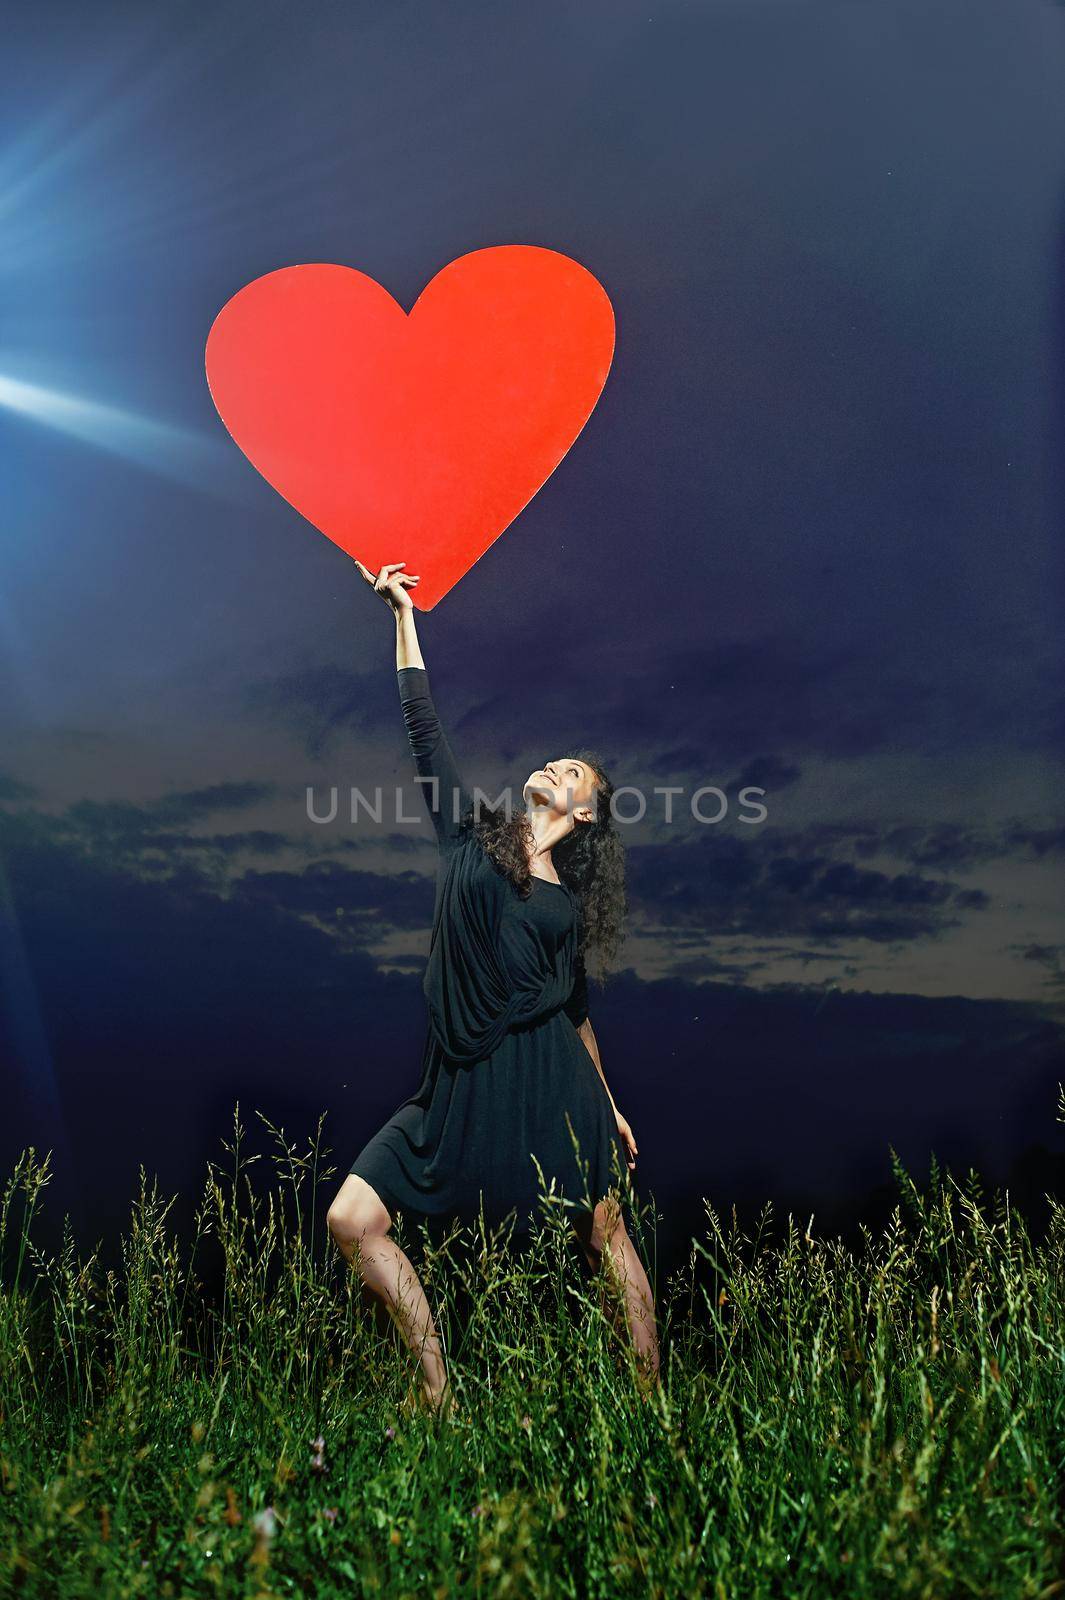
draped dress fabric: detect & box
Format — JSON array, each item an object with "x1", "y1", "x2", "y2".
[{"x1": 348, "y1": 666, "x2": 630, "y2": 1235}]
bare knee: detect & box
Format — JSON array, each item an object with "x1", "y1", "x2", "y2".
[
  {"x1": 577, "y1": 1195, "x2": 626, "y2": 1264},
  {"x1": 327, "y1": 1175, "x2": 392, "y2": 1248}
]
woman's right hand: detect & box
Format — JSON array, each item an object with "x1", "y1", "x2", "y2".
[{"x1": 353, "y1": 559, "x2": 420, "y2": 613}]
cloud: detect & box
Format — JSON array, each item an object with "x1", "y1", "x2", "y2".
[
  {"x1": 1010, "y1": 942, "x2": 1065, "y2": 992},
  {"x1": 1003, "y1": 823, "x2": 1065, "y2": 860},
  {"x1": 623, "y1": 830, "x2": 977, "y2": 948},
  {"x1": 0, "y1": 779, "x2": 443, "y2": 954},
  {"x1": 443, "y1": 625, "x2": 1063, "y2": 774},
  {"x1": 67, "y1": 778, "x2": 277, "y2": 835},
  {"x1": 0, "y1": 770, "x2": 39, "y2": 803},
  {"x1": 0, "y1": 746, "x2": 1041, "y2": 994},
  {"x1": 4, "y1": 786, "x2": 1063, "y2": 1258},
  {"x1": 232, "y1": 860, "x2": 435, "y2": 941},
  {"x1": 243, "y1": 663, "x2": 391, "y2": 760},
  {"x1": 23, "y1": 782, "x2": 286, "y2": 890},
  {"x1": 745, "y1": 815, "x2": 1065, "y2": 876},
  {"x1": 731, "y1": 753, "x2": 803, "y2": 793}
]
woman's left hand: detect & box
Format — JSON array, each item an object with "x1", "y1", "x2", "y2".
[{"x1": 614, "y1": 1110, "x2": 638, "y2": 1171}]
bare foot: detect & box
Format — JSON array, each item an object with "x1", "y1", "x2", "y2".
[
  {"x1": 427, "y1": 1380, "x2": 459, "y2": 1419},
  {"x1": 633, "y1": 1354, "x2": 661, "y2": 1404},
  {"x1": 400, "y1": 1379, "x2": 458, "y2": 1419}
]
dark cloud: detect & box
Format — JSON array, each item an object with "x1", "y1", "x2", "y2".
[
  {"x1": 0, "y1": 790, "x2": 438, "y2": 956},
  {"x1": 67, "y1": 779, "x2": 277, "y2": 843},
  {"x1": 363, "y1": 830, "x2": 436, "y2": 860},
  {"x1": 1011, "y1": 943, "x2": 1065, "y2": 992},
  {"x1": 244, "y1": 663, "x2": 391, "y2": 760},
  {"x1": 1003, "y1": 823, "x2": 1065, "y2": 860},
  {"x1": 232, "y1": 860, "x2": 434, "y2": 942},
  {"x1": 731, "y1": 753, "x2": 803, "y2": 794},
  {"x1": 3, "y1": 795, "x2": 1062, "y2": 1269},
  {"x1": 423, "y1": 627, "x2": 1062, "y2": 778},
  {"x1": 654, "y1": 745, "x2": 710, "y2": 772},
  {"x1": 755, "y1": 817, "x2": 1065, "y2": 874},
  {"x1": 953, "y1": 888, "x2": 991, "y2": 911},
  {"x1": 660, "y1": 951, "x2": 765, "y2": 983},
  {"x1": 624, "y1": 832, "x2": 977, "y2": 948},
  {"x1": 148, "y1": 781, "x2": 279, "y2": 824},
  {"x1": 244, "y1": 628, "x2": 941, "y2": 776},
  {"x1": 0, "y1": 767, "x2": 1038, "y2": 984},
  {"x1": 871, "y1": 824, "x2": 1003, "y2": 870},
  {"x1": 0, "y1": 771, "x2": 39, "y2": 803},
  {"x1": 27, "y1": 785, "x2": 289, "y2": 891},
  {"x1": 192, "y1": 829, "x2": 290, "y2": 857}
]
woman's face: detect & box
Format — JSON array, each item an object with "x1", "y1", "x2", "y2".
[{"x1": 522, "y1": 757, "x2": 598, "y2": 824}]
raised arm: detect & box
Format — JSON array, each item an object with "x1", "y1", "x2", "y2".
[
  {"x1": 393, "y1": 592, "x2": 424, "y2": 672},
  {"x1": 397, "y1": 666, "x2": 470, "y2": 846},
  {"x1": 353, "y1": 558, "x2": 470, "y2": 848}
]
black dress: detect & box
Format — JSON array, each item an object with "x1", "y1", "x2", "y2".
[{"x1": 348, "y1": 665, "x2": 630, "y2": 1235}]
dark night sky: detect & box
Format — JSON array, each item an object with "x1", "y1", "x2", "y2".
[{"x1": 2, "y1": 0, "x2": 1064, "y2": 1262}]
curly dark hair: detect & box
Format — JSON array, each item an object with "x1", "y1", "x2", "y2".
[{"x1": 457, "y1": 748, "x2": 627, "y2": 986}]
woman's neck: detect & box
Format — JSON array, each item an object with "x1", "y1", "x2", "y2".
[{"x1": 525, "y1": 806, "x2": 570, "y2": 871}]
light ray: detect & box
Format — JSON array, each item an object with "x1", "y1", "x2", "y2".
[{"x1": 0, "y1": 372, "x2": 246, "y2": 498}]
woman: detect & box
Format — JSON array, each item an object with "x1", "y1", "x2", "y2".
[{"x1": 326, "y1": 560, "x2": 660, "y2": 1411}]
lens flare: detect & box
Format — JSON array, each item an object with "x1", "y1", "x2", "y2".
[{"x1": 0, "y1": 372, "x2": 239, "y2": 493}]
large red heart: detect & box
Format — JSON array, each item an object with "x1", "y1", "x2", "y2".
[{"x1": 204, "y1": 246, "x2": 615, "y2": 610}]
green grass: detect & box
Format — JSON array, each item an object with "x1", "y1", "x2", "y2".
[{"x1": 1, "y1": 1105, "x2": 1063, "y2": 1600}]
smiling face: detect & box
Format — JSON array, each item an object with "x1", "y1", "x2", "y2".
[{"x1": 522, "y1": 756, "x2": 599, "y2": 826}]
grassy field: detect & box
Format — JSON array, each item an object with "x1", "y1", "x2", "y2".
[{"x1": 2, "y1": 1107, "x2": 1063, "y2": 1600}]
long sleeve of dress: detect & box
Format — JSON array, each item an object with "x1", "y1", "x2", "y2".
[
  {"x1": 398, "y1": 666, "x2": 471, "y2": 850},
  {"x1": 562, "y1": 947, "x2": 589, "y2": 1029}
]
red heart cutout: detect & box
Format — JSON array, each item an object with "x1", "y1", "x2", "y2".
[{"x1": 204, "y1": 246, "x2": 615, "y2": 609}]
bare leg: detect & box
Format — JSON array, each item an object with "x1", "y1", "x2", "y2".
[
  {"x1": 573, "y1": 1195, "x2": 661, "y2": 1393},
  {"x1": 327, "y1": 1175, "x2": 450, "y2": 1409}
]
